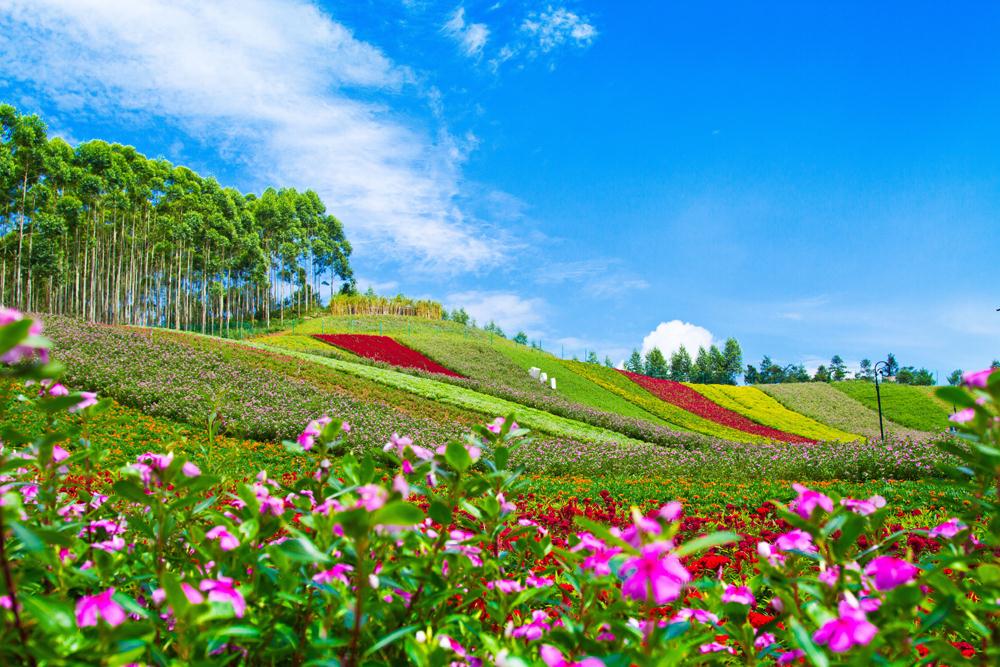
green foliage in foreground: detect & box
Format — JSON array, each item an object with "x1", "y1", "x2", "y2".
[
  {"x1": 1, "y1": 315, "x2": 998, "y2": 665},
  {"x1": 833, "y1": 381, "x2": 951, "y2": 432}
]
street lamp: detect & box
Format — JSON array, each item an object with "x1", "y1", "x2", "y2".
[{"x1": 873, "y1": 360, "x2": 891, "y2": 441}]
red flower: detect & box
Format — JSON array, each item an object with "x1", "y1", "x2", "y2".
[{"x1": 313, "y1": 334, "x2": 463, "y2": 377}]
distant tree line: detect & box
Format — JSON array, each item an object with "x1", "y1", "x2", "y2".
[
  {"x1": 620, "y1": 339, "x2": 744, "y2": 384},
  {"x1": 947, "y1": 360, "x2": 1000, "y2": 386},
  {"x1": 0, "y1": 105, "x2": 354, "y2": 332},
  {"x1": 747, "y1": 352, "x2": 940, "y2": 386},
  {"x1": 331, "y1": 289, "x2": 442, "y2": 319}
]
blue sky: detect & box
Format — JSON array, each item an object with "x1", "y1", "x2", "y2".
[{"x1": 1, "y1": 1, "x2": 998, "y2": 378}]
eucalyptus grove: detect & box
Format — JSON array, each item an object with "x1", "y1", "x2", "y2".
[{"x1": 0, "y1": 105, "x2": 354, "y2": 331}]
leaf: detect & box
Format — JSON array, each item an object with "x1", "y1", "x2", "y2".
[
  {"x1": 428, "y1": 499, "x2": 452, "y2": 526},
  {"x1": 788, "y1": 617, "x2": 829, "y2": 667},
  {"x1": 935, "y1": 386, "x2": 976, "y2": 408},
  {"x1": 372, "y1": 501, "x2": 424, "y2": 527},
  {"x1": 673, "y1": 531, "x2": 740, "y2": 557},
  {"x1": 921, "y1": 595, "x2": 955, "y2": 631},
  {"x1": 113, "y1": 479, "x2": 154, "y2": 506},
  {"x1": 0, "y1": 319, "x2": 34, "y2": 357},
  {"x1": 444, "y1": 441, "x2": 472, "y2": 472},
  {"x1": 275, "y1": 536, "x2": 330, "y2": 564},
  {"x1": 364, "y1": 624, "x2": 418, "y2": 656},
  {"x1": 494, "y1": 445, "x2": 510, "y2": 471},
  {"x1": 11, "y1": 522, "x2": 45, "y2": 553}
]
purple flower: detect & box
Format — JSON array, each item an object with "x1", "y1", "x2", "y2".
[
  {"x1": 313, "y1": 563, "x2": 353, "y2": 585},
  {"x1": 540, "y1": 645, "x2": 604, "y2": 667},
  {"x1": 863, "y1": 556, "x2": 919, "y2": 590},
  {"x1": 620, "y1": 542, "x2": 690, "y2": 604},
  {"x1": 841, "y1": 495, "x2": 886, "y2": 516},
  {"x1": 791, "y1": 483, "x2": 833, "y2": 519},
  {"x1": 69, "y1": 391, "x2": 98, "y2": 413},
  {"x1": 813, "y1": 599, "x2": 878, "y2": 652},
  {"x1": 658, "y1": 501, "x2": 683, "y2": 521},
  {"x1": 963, "y1": 368, "x2": 995, "y2": 388},
  {"x1": 699, "y1": 642, "x2": 735, "y2": 654},
  {"x1": 297, "y1": 416, "x2": 331, "y2": 451},
  {"x1": 671, "y1": 608, "x2": 719, "y2": 625},
  {"x1": 76, "y1": 588, "x2": 126, "y2": 628},
  {"x1": 721, "y1": 584, "x2": 755, "y2": 606},
  {"x1": 181, "y1": 462, "x2": 201, "y2": 478},
  {"x1": 775, "y1": 529, "x2": 816, "y2": 553},
  {"x1": 949, "y1": 408, "x2": 975, "y2": 424},
  {"x1": 777, "y1": 649, "x2": 806, "y2": 664},
  {"x1": 511, "y1": 610, "x2": 553, "y2": 640},
  {"x1": 206, "y1": 526, "x2": 239, "y2": 551},
  {"x1": 929, "y1": 518, "x2": 967, "y2": 539},
  {"x1": 199, "y1": 578, "x2": 246, "y2": 618}
]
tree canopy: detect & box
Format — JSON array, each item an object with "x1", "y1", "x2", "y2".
[{"x1": 0, "y1": 104, "x2": 354, "y2": 332}]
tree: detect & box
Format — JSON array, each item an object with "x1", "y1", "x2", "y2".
[
  {"x1": 947, "y1": 369, "x2": 963, "y2": 386},
  {"x1": 706, "y1": 345, "x2": 727, "y2": 384},
  {"x1": 721, "y1": 338, "x2": 743, "y2": 384},
  {"x1": 603, "y1": 356, "x2": 614, "y2": 368},
  {"x1": 625, "y1": 349, "x2": 643, "y2": 373},
  {"x1": 829, "y1": 355, "x2": 847, "y2": 382},
  {"x1": 992, "y1": 360, "x2": 1000, "y2": 369},
  {"x1": 668, "y1": 345, "x2": 693, "y2": 382},
  {"x1": 758, "y1": 356, "x2": 786, "y2": 384},
  {"x1": 691, "y1": 347, "x2": 710, "y2": 383},
  {"x1": 483, "y1": 320, "x2": 506, "y2": 338},
  {"x1": 644, "y1": 347, "x2": 669, "y2": 379},
  {"x1": 813, "y1": 365, "x2": 830, "y2": 382},
  {"x1": 513, "y1": 331, "x2": 528, "y2": 345},
  {"x1": 586, "y1": 351, "x2": 600, "y2": 364},
  {"x1": 744, "y1": 365, "x2": 760, "y2": 384},
  {"x1": 886, "y1": 353, "x2": 899, "y2": 377},
  {"x1": 785, "y1": 364, "x2": 810, "y2": 383},
  {"x1": 897, "y1": 366, "x2": 934, "y2": 386},
  {"x1": 451, "y1": 308, "x2": 470, "y2": 326},
  {"x1": 857, "y1": 359, "x2": 873, "y2": 381}
]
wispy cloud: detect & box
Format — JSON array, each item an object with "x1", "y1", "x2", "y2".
[
  {"x1": 488, "y1": 3, "x2": 598, "y2": 71},
  {"x1": 443, "y1": 6, "x2": 490, "y2": 58},
  {"x1": 445, "y1": 290, "x2": 545, "y2": 337},
  {"x1": 0, "y1": 0, "x2": 503, "y2": 273},
  {"x1": 536, "y1": 259, "x2": 649, "y2": 298}
]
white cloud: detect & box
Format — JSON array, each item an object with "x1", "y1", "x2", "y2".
[
  {"x1": 446, "y1": 290, "x2": 545, "y2": 336},
  {"x1": 641, "y1": 320, "x2": 715, "y2": 357},
  {"x1": 443, "y1": 6, "x2": 490, "y2": 57},
  {"x1": 0, "y1": 0, "x2": 501, "y2": 272},
  {"x1": 354, "y1": 276, "x2": 401, "y2": 295},
  {"x1": 521, "y1": 6, "x2": 597, "y2": 53},
  {"x1": 536, "y1": 259, "x2": 649, "y2": 298}
]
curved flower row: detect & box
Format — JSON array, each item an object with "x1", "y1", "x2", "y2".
[
  {"x1": 313, "y1": 333, "x2": 465, "y2": 378},
  {"x1": 618, "y1": 370, "x2": 814, "y2": 443}
]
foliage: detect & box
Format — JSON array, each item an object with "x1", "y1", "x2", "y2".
[
  {"x1": 327, "y1": 293, "x2": 443, "y2": 319},
  {"x1": 689, "y1": 384, "x2": 861, "y2": 443},
  {"x1": 1, "y1": 314, "x2": 996, "y2": 665},
  {"x1": 0, "y1": 104, "x2": 352, "y2": 328},
  {"x1": 757, "y1": 383, "x2": 928, "y2": 440},
  {"x1": 833, "y1": 381, "x2": 950, "y2": 432}
]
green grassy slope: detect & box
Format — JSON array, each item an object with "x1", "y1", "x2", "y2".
[
  {"x1": 831, "y1": 381, "x2": 950, "y2": 432},
  {"x1": 757, "y1": 382, "x2": 931, "y2": 439},
  {"x1": 688, "y1": 384, "x2": 861, "y2": 442}
]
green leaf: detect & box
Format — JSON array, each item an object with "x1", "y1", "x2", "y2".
[
  {"x1": 275, "y1": 536, "x2": 330, "y2": 564},
  {"x1": 428, "y1": 499, "x2": 452, "y2": 526},
  {"x1": 673, "y1": 531, "x2": 740, "y2": 557},
  {"x1": 789, "y1": 617, "x2": 829, "y2": 667},
  {"x1": 935, "y1": 386, "x2": 976, "y2": 408},
  {"x1": 445, "y1": 441, "x2": 472, "y2": 472},
  {"x1": 11, "y1": 522, "x2": 45, "y2": 553},
  {"x1": 494, "y1": 445, "x2": 510, "y2": 471},
  {"x1": 364, "y1": 624, "x2": 418, "y2": 656},
  {"x1": 921, "y1": 595, "x2": 955, "y2": 631},
  {"x1": 113, "y1": 479, "x2": 154, "y2": 506},
  {"x1": 0, "y1": 319, "x2": 34, "y2": 357},
  {"x1": 372, "y1": 501, "x2": 424, "y2": 527}
]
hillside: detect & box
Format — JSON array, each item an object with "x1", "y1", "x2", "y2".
[{"x1": 832, "y1": 380, "x2": 952, "y2": 432}]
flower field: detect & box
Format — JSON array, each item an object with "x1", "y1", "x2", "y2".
[
  {"x1": 1, "y1": 312, "x2": 997, "y2": 666},
  {"x1": 313, "y1": 333, "x2": 464, "y2": 377},
  {"x1": 620, "y1": 370, "x2": 813, "y2": 443},
  {"x1": 689, "y1": 384, "x2": 860, "y2": 442},
  {"x1": 757, "y1": 382, "x2": 928, "y2": 439},
  {"x1": 833, "y1": 381, "x2": 951, "y2": 432}
]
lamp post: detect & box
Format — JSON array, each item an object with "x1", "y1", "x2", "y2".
[{"x1": 873, "y1": 360, "x2": 890, "y2": 441}]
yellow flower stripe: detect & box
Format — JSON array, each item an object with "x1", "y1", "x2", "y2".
[{"x1": 687, "y1": 383, "x2": 861, "y2": 442}]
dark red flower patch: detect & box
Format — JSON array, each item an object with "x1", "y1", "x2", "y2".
[
  {"x1": 313, "y1": 334, "x2": 464, "y2": 378},
  {"x1": 617, "y1": 370, "x2": 813, "y2": 443}
]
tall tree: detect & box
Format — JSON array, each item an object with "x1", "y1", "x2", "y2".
[
  {"x1": 721, "y1": 338, "x2": 743, "y2": 384},
  {"x1": 644, "y1": 348, "x2": 669, "y2": 379},
  {"x1": 668, "y1": 345, "x2": 693, "y2": 382},
  {"x1": 829, "y1": 355, "x2": 847, "y2": 381},
  {"x1": 625, "y1": 349, "x2": 643, "y2": 373}
]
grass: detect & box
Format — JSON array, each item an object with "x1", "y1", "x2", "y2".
[
  {"x1": 832, "y1": 380, "x2": 951, "y2": 432},
  {"x1": 249, "y1": 341, "x2": 651, "y2": 447},
  {"x1": 687, "y1": 384, "x2": 861, "y2": 442},
  {"x1": 756, "y1": 382, "x2": 930, "y2": 439}
]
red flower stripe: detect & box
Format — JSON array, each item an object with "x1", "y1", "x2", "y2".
[
  {"x1": 313, "y1": 334, "x2": 464, "y2": 378},
  {"x1": 617, "y1": 370, "x2": 813, "y2": 443}
]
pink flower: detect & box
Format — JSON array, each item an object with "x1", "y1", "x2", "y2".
[
  {"x1": 841, "y1": 496, "x2": 886, "y2": 516},
  {"x1": 392, "y1": 474, "x2": 409, "y2": 497},
  {"x1": 199, "y1": 578, "x2": 246, "y2": 618},
  {"x1": 671, "y1": 608, "x2": 719, "y2": 625},
  {"x1": 791, "y1": 483, "x2": 833, "y2": 519},
  {"x1": 69, "y1": 391, "x2": 98, "y2": 413},
  {"x1": 182, "y1": 462, "x2": 201, "y2": 477},
  {"x1": 497, "y1": 492, "x2": 516, "y2": 515},
  {"x1": 206, "y1": 526, "x2": 239, "y2": 551},
  {"x1": 721, "y1": 584, "x2": 755, "y2": 606},
  {"x1": 813, "y1": 599, "x2": 878, "y2": 652},
  {"x1": 511, "y1": 610, "x2": 553, "y2": 640},
  {"x1": 341, "y1": 422, "x2": 351, "y2": 433},
  {"x1": 76, "y1": 588, "x2": 126, "y2": 628},
  {"x1": 929, "y1": 518, "x2": 967, "y2": 539},
  {"x1": 487, "y1": 417, "x2": 507, "y2": 434},
  {"x1": 963, "y1": 368, "x2": 995, "y2": 388},
  {"x1": 699, "y1": 642, "x2": 735, "y2": 654},
  {"x1": 949, "y1": 408, "x2": 975, "y2": 424},
  {"x1": 356, "y1": 485, "x2": 387, "y2": 512},
  {"x1": 777, "y1": 649, "x2": 806, "y2": 664},
  {"x1": 52, "y1": 445, "x2": 69, "y2": 463},
  {"x1": 0, "y1": 309, "x2": 47, "y2": 364},
  {"x1": 312, "y1": 563, "x2": 353, "y2": 585},
  {"x1": 658, "y1": 501, "x2": 682, "y2": 521},
  {"x1": 46, "y1": 382, "x2": 69, "y2": 397},
  {"x1": 775, "y1": 529, "x2": 816, "y2": 553},
  {"x1": 487, "y1": 579, "x2": 523, "y2": 594},
  {"x1": 298, "y1": 416, "x2": 332, "y2": 451},
  {"x1": 755, "y1": 632, "x2": 776, "y2": 649},
  {"x1": 863, "y1": 556, "x2": 919, "y2": 590},
  {"x1": 539, "y1": 645, "x2": 604, "y2": 667},
  {"x1": 620, "y1": 542, "x2": 690, "y2": 604}
]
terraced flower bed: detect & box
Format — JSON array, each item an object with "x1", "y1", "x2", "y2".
[
  {"x1": 313, "y1": 334, "x2": 464, "y2": 377},
  {"x1": 619, "y1": 371, "x2": 814, "y2": 443}
]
